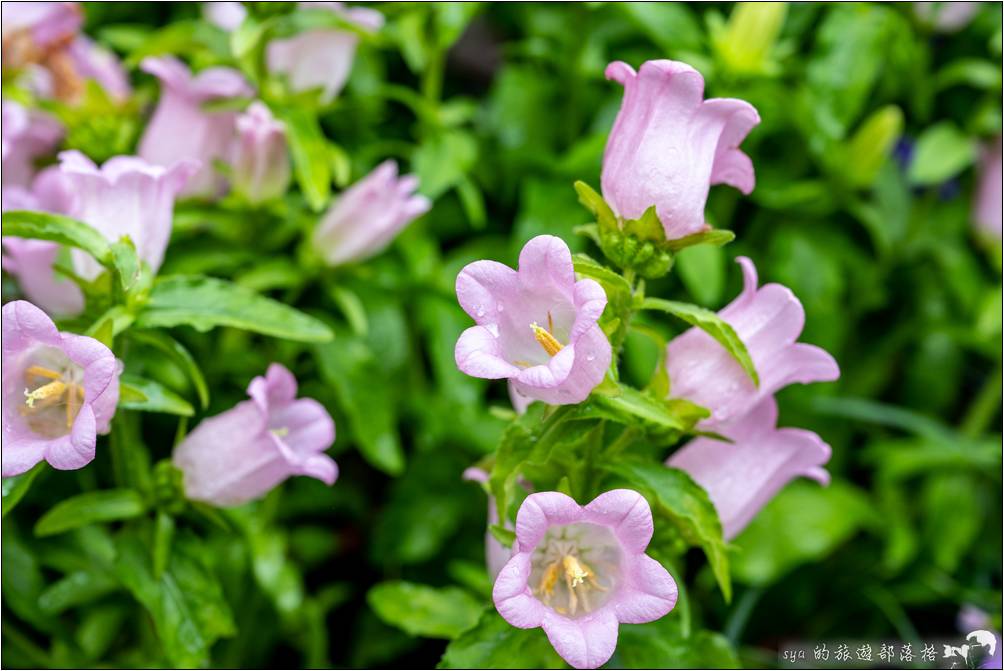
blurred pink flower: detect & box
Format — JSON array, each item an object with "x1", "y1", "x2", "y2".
[
  {"x1": 0, "y1": 2, "x2": 81, "y2": 50},
  {"x1": 138, "y1": 56, "x2": 252, "y2": 198},
  {"x1": 601, "y1": 60, "x2": 760, "y2": 240},
  {"x1": 463, "y1": 466, "x2": 513, "y2": 580},
  {"x1": 65, "y1": 36, "x2": 131, "y2": 101},
  {"x1": 2, "y1": 166, "x2": 83, "y2": 317},
  {"x1": 914, "y1": 2, "x2": 980, "y2": 32},
  {"x1": 974, "y1": 136, "x2": 1002, "y2": 239},
  {"x1": 203, "y1": 1, "x2": 247, "y2": 31},
  {"x1": 667, "y1": 396, "x2": 832, "y2": 540},
  {"x1": 266, "y1": 2, "x2": 383, "y2": 104},
  {"x1": 1, "y1": 100, "x2": 63, "y2": 188},
  {"x1": 173, "y1": 363, "x2": 337, "y2": 507},
  {"x1": 2, "y1": 300, "x2": 121, "y2": 476},
  {"x1": 57, "y1": 150, "x2": 197, "y2": 279},
  {"x1": 493, "y1": 490, "x2": 678, "y2": 669},
  {"x1": 312, "y1": 159, "x2": 430, "y2": 266},
  {"x1": 666, "y1": 256, "x2": 839, "y2": 427},
  {"x1": 231, "y1": 101, "x2": 291, "y2": 204},
  {"x1": 455, "y1": 235, "x2": 611, "y2": 406}
]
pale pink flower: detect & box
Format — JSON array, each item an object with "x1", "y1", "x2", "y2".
[
  {"x1": 493, "y1": 490, "x2": 678, "y2": 669},
  {"x1": 231, "y1": 101, "x2": 291, "y2": 204},
  {"x1": 1, "y1": 100, "x2": 63, "y2": 188},
  {"x1": 2, "y1": 300, "x2": 121, "y2": 476},
  {"x1": 601, "y1": 60, "x2": 760, "y2": 240},
  {"x1": 203, "y1": 1, "x2": 247, "y2": 31},
  {"x1": 455, "y1": 235, "x2": 611, "y2": 406},
  {"x1": 974, "y1": 136, "x2": 1002, "y2": 239},
  {"x1": 463, "y1": 466, "x2": 513, "y2": 580}
]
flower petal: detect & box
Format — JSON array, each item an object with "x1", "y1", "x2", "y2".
[
  {"x1": 615, "y1": 554, "x2": 679, "y2": 624},
  {"x1": 455, "y1": 326, "x2": 523, "y2": 379},
  {"x1": 541, "y1": 608, "x2": 619, "y2": 669},
  {"x1": 514, "y1": 491, "x2": 582, "y2": 549},
  {"x1": 456, "y1": 259, "x2": 520, "y2": 324},
  {"x1": 583, "y1": 489, "x2": 654, "y2": 553}
]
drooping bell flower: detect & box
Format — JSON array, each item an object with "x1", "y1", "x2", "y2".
[
  {"x1": 312, "y1": 160, "x2": 431, "y2": 266},
  {"x1": 463, "y1": 466, "x2": 513, "y2": 580},
  {"x1": 974, "y1": 136, "x2": 1002, "y2": 239},
  {"x1": 56, "y1": 150, "x2": 196, "y2": 280},
  {"x1": 667, "y1": 396, "x2": 831, "y2": 540},
  {"x1": 64, "y1": 36, "x2": 131, "y2": 101},
  {"x1": 173, "y1": 363, "x2": 337, "y2": 507},
  {"x1": 666, "y1": 256, "x2": 839, "y2": 427},
  {"x1": 1, "y1": 300, "x2": 121, "y2": 476},
  {"x1": 455, "y1": 235, "x2": 611, "y2": 406},
  {"x1": 231, "y1": 101, "x2": 291, "y2": 204},
  {"x1": 493, "y1": 490, "x2": 678, "y2": 669},
  {"x1": 2, "y1": 166, "x2": 83, "y2": 316},
  {"x1": 138, "y1": 56, "x2": 252, "y2": 198},
  {"x1": 266, "y1": 2, "x2": 384, "y2": 104},
  {"x1": 601, "y1": 60, "x2": 760, "y2": 240},
  {"x1": 1, "y1": 100, "x2": 63, "y2": 188}
]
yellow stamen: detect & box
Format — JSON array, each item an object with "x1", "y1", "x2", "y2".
[
  {"x1": 66, "y1": 381, "x2": 76, "y2": 428},
  {"x1": 562, "y1": 555, "x2": 590, "y2": 588},
  {"x1": 24, "y1": 380, "x2": 67, "y2": 409},
  {"x1": 537, "y1": 561, "x2": 561, "y2": 602},
  {"x1": 531, "y1": 323, "x2": 564, "y2": 357},
  {"x1": 26, "y1": 365, "x2": 63, "y2": 380}
]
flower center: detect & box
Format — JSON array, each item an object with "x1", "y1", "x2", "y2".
[
  {"x1": 529, "y1": 522, "x2": 621, "y2": 618},
  {"x1": 19, "y1": 353, "x2": 85, "y2": 439},
  {"x1": 530, "y1": 312, "x2": 564, "y2": 357}
]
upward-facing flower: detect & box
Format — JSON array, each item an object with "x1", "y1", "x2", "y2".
[
  {"x1": 666, "y1": 256, "x2": 839, "y2": 427},
  {"x1": 173, "y1": 363, "x2": 337, "y2": 507},
  {"x1": 493, "y1": 490, "x2": 678, "y2": 669},
  {"x1": 667, "y1": 396, "x2": 832, "y2": 540},
  {"x1": 974, "y1": 136, "x2": 1002, "y2": 240},
  {"x1": 138, "y1": 56, "x2": 252, "y2": 198},
  {"x1": 2, "y1": 100, "x2": 63, "y2": 188},
  {"x1": 230, "y1": 101, "x2": 291, "y2": 204},
  {"x1": 455, "y1": 235, "x2": 612, "y2": 406},
  {"x1": 312, "y1": 160, "x2": 430, "y2": 266},
  {"x1": 601, "y1": 60, "x2": 760, "y2": 240},
  {"x1": 2, "y1": 166, "x2": 83, "y2": 317},
  {"x1": 57, "y1": 150, "x2": 197, "y2": 280},
  {"x1": 2, "y1": 300, "x2": 121, "y2": 476},
  {"x1": 266, "y1": 2, "x2": 384, "y2": 104}
]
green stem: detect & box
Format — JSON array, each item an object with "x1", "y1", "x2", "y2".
[
  {"x1": 960, "y1": 367, "x2": 1002, "y2": 438},
  {"x1": 603, "y1": 426, "x2": 639, "y2": 460}
]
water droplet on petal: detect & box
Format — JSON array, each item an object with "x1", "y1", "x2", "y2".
[
  {"x1": 586, "y1": 354, "x2": 595, "y2": 362},
  {"x1": 497, "y1": 303, "x2": 504, "y2": 312}
]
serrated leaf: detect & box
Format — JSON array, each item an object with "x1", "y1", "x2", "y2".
[
  {"x1": 641, "y1": 297, "x2": 758, "y2": 386},
  {"x1": 438, "y1": 609, "x2": 564, "y2": 669},
  {"x1": 2, "y1": 210, "x2": 110, "y2": 262},
  {"x1": 580, "y1": 383, "x2": 709, "y2": 434},
  {"x1": 119, "y1": 375, "x2": 195, "y2": 416},
  {"x1": 34, "y1": 490, "x2": 147, "y2": 537},
  {"x1": 368, "y1": 581, "x2": 482, "y2": 639},
  {"x1": 665, "y1": 228, "x2": 736, "y2": 251},
  {"x1": 605, "y1": 462, "x2": 731, "y2": 601},
  {"x1": 135, "y1": 275, "x2": 333, "y2": 342}
]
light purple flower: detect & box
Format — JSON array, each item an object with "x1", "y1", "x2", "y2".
[
  {"x1": 493, "y1": 490, "x2": 678, "y2": 669},
  {"x1": 2, "y1": 300, "x2": 121, "y2": 476},
  {"x1": 231, "y1": 101, "x2": 291, "y2": 204},
  {"x1": 266, "y1": 1, "x2": 383, "y2": 104},
  {"x1": 667, "y1": 396, "x2": 831, "y2": 540},
  {"x1": 173, "y1": 363, "x2": 337, "y2": 507},
  {"x1": 974, "y1": 136, "x2": 1002, "y2": 239},
  {"x1": 312, "y1": 159, "x2": 431, "y2": 266},
  {"x1": 914, "y1": 2, "x2": 980, "y2": 32},
  {"x1": 601, "y1": 60, "x2": 760, "y2": 240},
  {"x1": 65, "y1": 36, "x2": 131, "y2": 101},
  {"x1": 455, "y1": 235, "x2": 611, "y2": 406},
  {"x1": 203, "y1": 1, "x2": 247, "y2": 31},
  {"x1": 666, "y1": 256, "x2": 839, "y2": 427},
  {"x1": 1, "y1": 100, "x2": 63, "y2": 188},
  {"x1": 2, "y1": 166, "x2": 83, "y2": 317},
  {"x1": 463, "y1": 466, "x2": 513, "y2": 580},
  {"x1": 137, "y1": 56, "x2": 252, "y2": 198},
  {"x1": 57, "y1": 150, "x2": 196, "y2": 280},
  {"x1": 0, "y1": 2, "x2": 82, "y2": 50}
]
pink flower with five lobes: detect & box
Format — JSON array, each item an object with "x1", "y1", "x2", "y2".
[
  {"x1": 493, "y1": 490, "x2": 678, "y2": 669},
  {"x1": 601, "y1": 60, "x2": 760, "y2": 240},
  {"x1": 266, "y1": 2, "x2": 384, "y2": 104},
  {"x1": 138, "y1": 56, "x2": 253, "y2": 198},
  {"x1": 56, "y1": 150, "x2": 197, "y2": 281},
  {"x1": 2, "y1": 300, "x2": 121, "y2": 476},
  {"x1": 312, "y1": 160, "x2": 431, "y2": 266},
  {"x1": 455, "y1": 235, "x2": 612, "y2": 406},
  {"x1": 172, "y1": 363, "x2": 337, "y2": 507},
  {"x1": 974, "y1": 135, "x2": 1002, "y2": 240},
  {"x1": 666, "y1": 256, "x2": 839, "y2": 428},
  {"x1": 2, "y1": 166, "x2": 84, "y2": 317},
  {"x1": 667, "y1": 396, "x2": 832, "y2": 540},
  {"x1": 230, "y1": 101, "x2": 292, "y2": 204}
]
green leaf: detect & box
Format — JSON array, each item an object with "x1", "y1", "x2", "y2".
[
  {"x1": 573, "y1": 180, "x2": 618, "y2": 229},
  {"x1": 128, "y1": 331, "x2": 210, "y2": 409},
  {"x1": 733, "y1": 480, "x2": 875, "y2": 585},
  {"x1": 38, "y1": 570, "x2": 118, "y2": 615},
  {"x1": 109, "y1": 236, "x2": 141, "y2": 292},
  {"x1": 438, "y1": 609, "x2": 565, "y2": 669},
  {"x1": 2, "y1": 463, "x2": 44, "y2": 518},
  {"x1": 640, "y1": 297, "x2": 758, "y2": 386},
  {"x1": 135, "y1": 275, "x2": 333, "y2": 342},
  {"x1": 413, "y1": 130, "x2": 478, "y2": 199},
  {"x1": 676, "y1": 244, "x2": 726, "y2": 307},
  {"x1": 368, "y1": 581, "x2": 482, "y2": 639},
  {"x1": 606, "y1": 462, "x2": 731, "y2": 601},
  {"x1": 119, "y1": 375, "x2": 195, "y2": 416},
  {"x1": 665, "y1": 229, "x2": 735, "y2": 252},
  {"x1": 908, "y1": 122, "x2": 978, "y2": 186},
  {"x1": 34, "y1": 490, "x2": 147, "y2": 537},
  {"x1": 1, "y1": 210, "x2": 111, "y2": 263},
  {"x1": 580, "y1": 383, "x2": 709, "y2": 434},
  {"x1": 277, "y1": 106, "x2": 331, "y2": 211},
  {"x1": 615, "y1": 615, "x2": 740, "y2": 668}
]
